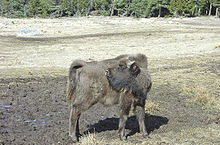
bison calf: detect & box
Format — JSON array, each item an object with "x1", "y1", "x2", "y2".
[
  {"x1": 66, "y1": 54, "x2": 151, "y2": 142},
  {"x1": 105, "y1": 60, "x2": 152, "y2": 141}
]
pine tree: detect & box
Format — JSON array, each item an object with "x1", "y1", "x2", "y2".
[
  {"x1": 28, "y1": 0, "x2": 52, "y2": 17},
  {"x1": 170, "y1": 0, "x2": 194, "y2": 16},
  {"x1": 0, "y1": 0, "x2": 8, "y2": 16},
  {"x1": 129, "y1": 0, "x2": 148, "y2": 17},
  {"x1": 60, "y1": 0, "x2": 76, "y2": 16},
  {"x1": 76, "y1": 0, "x2": 90, "y2": 16},
  {"x1": 93, "y1": 0, "x2": 111, "y2": 16},
  {"x1": 150, "y1": 0, "x2": 170, "y2": 17}
]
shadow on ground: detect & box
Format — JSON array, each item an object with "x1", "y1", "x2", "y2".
[{"x1": 84, "y1": 114, "x2": 169, "y2": 137}]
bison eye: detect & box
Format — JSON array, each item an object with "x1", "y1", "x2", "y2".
[{"x1": 132, "y1": 65, "x2": 136, "y2": 70}]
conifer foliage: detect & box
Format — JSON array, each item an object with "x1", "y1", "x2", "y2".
[{"x1": 0, "y1": 0, "x2": 219, "y2": 18}]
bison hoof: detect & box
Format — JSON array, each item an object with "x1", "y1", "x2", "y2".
[
  {"x1": 69, "y1": 134, "x2": 79, "y2": 142},
  {"x1": 143, "y1": 134, "x2": 150, "y2": 139},
  {"x1": 120, "y1": 136, "x2": 127, "y2": 142}
]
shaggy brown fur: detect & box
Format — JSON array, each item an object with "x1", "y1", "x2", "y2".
[
  {"x1": 66, "y1": 54, "x2": 149, "y2": 142},
  {"x1": 105, "y1": 60, "x2": 152, "y2": 141}
]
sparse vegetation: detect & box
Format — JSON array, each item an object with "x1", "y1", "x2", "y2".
[
  {"x1": 181, "y1": 85, "x2": 217, "y2": 107},
  {"x1": 145, "y1": 100, "x2": 159, "y2": 114},
  {"x1": 79, "y1": 132, "x2": 143, "y2": 145},
  {"x1": 150, "y1": 55, "x2": 220, "y2": 110},
  {"x1": 214, "y1": 45, "x2": 220, "y2": 49},
  {"x1": 1, "y1": 89, "x2": 8, "y2": 98},
  {"x1": 79, "y1": 132, "x2": 106, "y2": 145}
]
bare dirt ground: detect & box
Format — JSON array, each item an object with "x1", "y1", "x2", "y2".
[{"x1": 0, "y1": 16, "x2": 220, "y2": 145}]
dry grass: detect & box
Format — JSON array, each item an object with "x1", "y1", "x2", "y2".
[
  {"x1": 192, "y1": 87, "x2": 216, "y2": 106},
  {"x1": 1, "y1": 89, "x2": 9, "y2": 98},
  {"x1": 79, "y1": 133, "x2": 135, "y2": 145},
  {"x1": 145, "y1": 100, "x2": 159, "y2": 114},
  {"x1": 181, "y1": 85, "x2": 217, "y2": 107},
  {"x1": 149, "y1": 55, "x2": 220, "y2": 110},
  {"x1": 214, "y1": 45, "x2": 220, "y2": 49},
  {"x1": 147, "y1": 123, "x2": 220, "y2": 144},
  {"x1": 79, "y1": 133, "x2": 106, "y2": 145}
]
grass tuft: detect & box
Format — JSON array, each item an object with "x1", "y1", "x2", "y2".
[
  {"x1": 181, "y1": 85, "x2": 217, "y2": 107},
  {"x1": 214, "y1": 45, "x2": 220, "y2": 49},
  {"x1": 1, "y1": 89, "x2": 9, "y2": 98},
  {"x1": 145, "y1": 100, "x2": 159, "y2": 114},
  {"x1": 79, "y1": 132, "x2": 105, "y2": 145}
]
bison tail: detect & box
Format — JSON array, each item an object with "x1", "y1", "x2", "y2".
[{"x1": 66, "y1": 59, "x2": 86, "y2": 105}]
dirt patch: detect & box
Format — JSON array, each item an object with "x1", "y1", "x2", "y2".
[{"x1": 0, "y1": 16, "x2": 220, "y2": 144}]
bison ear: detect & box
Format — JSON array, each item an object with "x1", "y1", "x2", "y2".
[
  {"x1": 129, "y1": 62, "x2": 141, "y2": 77},
  {"x1": 127, "y1": 60, "x2": 135, "y2": 68}
]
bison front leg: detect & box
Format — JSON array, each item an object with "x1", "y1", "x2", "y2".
[
  {"x1": 69, "y1": 105, "x2": 81, "y2": 142},
  {"x1": 118, "y1": 97, "x2": 131, "y2": 141},
  {"x1": 118, "y1": 111, "x2": 129, "y2": 141},
  {"x1": 136, "y1": 105, "x2": 149, "y2": 139}
]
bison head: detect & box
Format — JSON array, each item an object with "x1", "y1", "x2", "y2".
[
  {"x1": 105, "y1": 60, "x2": 141, "y2": 78},
  {"x1": 104, "y1": 60, "x2": 141, "y2": 92}
]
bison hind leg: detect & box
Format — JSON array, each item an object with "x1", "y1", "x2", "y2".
[
  {"x1": 69, "y1": 96, "x2": 98, "y2": 142},
  {"x1": 135, "y1": 105, "x2": 150, "y2": 139},
  {"x1": 69, "y1": 106, "x2": 81, "y2": 142}
]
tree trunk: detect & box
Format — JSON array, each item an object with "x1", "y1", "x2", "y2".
[
  {"x1": 209, "y1": 3, "x2": 212, "y2": 16},
  {"x1": 87, "y1": 0, "x2": 94, "y2": 16},
  {"x1": 56, "y1": 0, "x2": 59, "y2": 5},
  {"x1": 158, "y1": 6, "x2": 161, "y2": 17},
  {"x1": 0, "y1": 5, "x2": 2, "y2": 16},
  {"x1": 123, "y1": 1, "x2": 130, "y2": 17},
  {"x1": 110, "y1": 0, "x2": 115, "y2": 16},
  {"x1": 192, "y1": 0, "x2": 198, "y2": 17},
  {"x1": 192, "y1": 5, "x2": 196, "y2": 16},
  {"x1": 23, "y1": 0, "x2": 27, "y2": 17}
]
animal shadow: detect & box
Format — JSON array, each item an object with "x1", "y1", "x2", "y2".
[{"x1": 84, "y1": 114, "x2": 169, "y2": 137}]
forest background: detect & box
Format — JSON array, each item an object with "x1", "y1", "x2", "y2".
[{"x1": 0, "y1": 0, "x2": 220, "y2": 18}]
